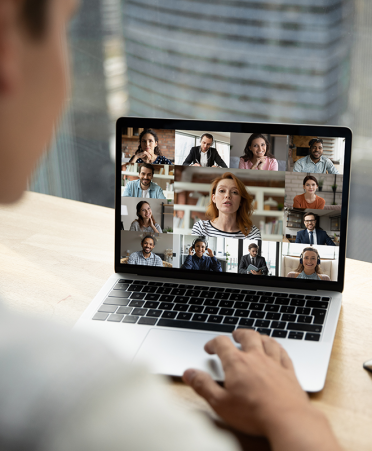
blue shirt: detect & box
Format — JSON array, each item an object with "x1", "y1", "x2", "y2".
[
  {"x1": 127, "y1": 251, "x2": 163, "y2": 266},
  {"x1": 181, "y1": 254, "x2": 222, "y2": 272},
  {"x1": 293, "y1": 155, "x2": 339, "y2": 174},
  {"x1": 122, "y1": 179, "x2": 166, "y2": 199}
]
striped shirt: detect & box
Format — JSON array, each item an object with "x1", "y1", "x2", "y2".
[
  {"x1": 192, "y1": 220, "x2": 261, "y2": 240},
  {"x1": 293, "y1": 155, "x2": 339, "y2": 174},
  {"x1": 127, "y1": 251, "x2": 163, "y2": 266}
]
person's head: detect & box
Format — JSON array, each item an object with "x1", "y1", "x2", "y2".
[
  {"x1": 248, "y1": 243, "x2": 258, "y2": 258},
  {"x1": 138, "y1": 163, "x2": 154, "y2": 189},
  {"x1": 309, "y1": 138, "x2": 323, "y2": 161},
  {"x1": 136, "y1": 201, "x2": 155, "y2": 226},
  {"x1": 295, "y1": 247, "x2": 321, "y2": 274},
  {"x1": 200, "y1": 133, "x2": 214, "y2": 153},
  {"x1": 141, "y1": 235, "x2": 156, "y2": 254},
  {"x1": 303, "y1": 212, "x2": 317, "y2": 231},
  {"x1": 137, "y1": 129, "x2": 161, "y2": 156},
  {"x1": 303, "y1": 175, "x2": 318, "y2": 195},
  {"x1": 206, "y1": 172, "x2": 254, "y2": 236},
  {"x1": 0, "y1": 0, "x2": 78, "y2": 203},
  {"x1": 193, "y1": 238, "x2": 207, "y2": 258},
  {"x1": 242, "y1": 133, "x2": 275, "y2": 162}
]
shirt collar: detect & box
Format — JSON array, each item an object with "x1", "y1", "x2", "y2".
[{"x1": 307, "y1": 155, "x2": 325, "y2": 165}]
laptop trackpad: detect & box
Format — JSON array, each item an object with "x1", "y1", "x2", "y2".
[{"x1": 133, "y1": 328, "x2": 228, "y2": 380}]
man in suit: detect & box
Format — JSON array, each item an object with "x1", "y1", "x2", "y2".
[
  {"x1": 182, "y1": 133, "x2": 228, "y2": 167},
  {"x1": 238, "y1": 243, "x2": 268, "y2": 275},
  {"x1": 295, "y1": 212, "x2": 335, "y2": 246}
]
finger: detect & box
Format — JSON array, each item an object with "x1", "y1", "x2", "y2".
[
  {"x1": 280, "y1": 347, "x2": 295, "y2": 371},
  {"x1": 232, "y1": 329, "x2": 265, "y2": 353},
  {"x1": 261, "y1": 335, "x2": 282, "y2": 362},
  {"x1": 182, "y1": 369, "x2": 226, "y2": 407}
]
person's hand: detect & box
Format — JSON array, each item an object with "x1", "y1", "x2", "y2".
[
  {"x1": 256, "y1": 156, "x2": 267, "y2": 170},
  {"x1": 251, "y1": 269, "x2": 262, "y2": 275},
  {"x1": 192, "y1": 163, "x2": 201, "y2": 166},
  {"x1": 137, "y1": 151, "x2": 152, "y2": 161},
  {"x1": 183, "y1": 330, "x2": 310, "y2": 437},
  {"x1": 205, "y1": 247, "x2": 214, "y2": 257},
  {"x1": 211, "y1": 164, "x2": 218, "y2": 168},
  {"x1": 188, "y1": 247, "x2": 194, "y2": 255}
]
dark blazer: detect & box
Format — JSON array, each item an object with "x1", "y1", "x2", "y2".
[
  {"x1": 182, "y1": 146, "x2": 227, "y2": 168},
  {"x1": 238, "y1": 255, "x2": 268, "y2": 275},
  {"x1": 295, "y1": 229, "x2": 335, "y2": 246}
]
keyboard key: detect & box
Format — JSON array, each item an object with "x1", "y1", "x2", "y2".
[
  {"x1": 123, "y1": 315, "x2": 139, "y2": 324},
  {"x1": 130, "y1": 293, "x2": 145, "y2": 300},
  {"x1": 322, "y1": 297, "x2": 331, "y2": 302},
  {"x1": 305, "y1": 333, "x2": 321, "y2": 341},
  {"x1": 192, "y1": 314, "x2": 208, "y2": 322},
  {"x1": 143, "y1": 301, "x2": 159, "y2": 309},
  {"x1": 256, "y1": 328, "x2": 271, "y2": 335},
  {"x1": 129, "y1": 300, "x2": 145, "y2": 308},
  {"x1": 159, "y1": 295, "x2": 175, "y2": 303},
  {"x1": 219, "y1": 308, "x2": 235, "y2": 316},
  {"x1": 131, "y1": 308, "x2": 147, "y2": 316},
  {"x1": 218, "y1": 300, "x2": 234, "y2": 308},
  {"x1": 258, "y1": 296, "x2": 274, "y2": 304},
  {"x1": 272, "y1": 292, "x2": 288, "y2": 297},
  {"x1": 203, "y1": 299, "x2": 219, "y2": 307},
  {"x1": 297, "y1": 315, "x2": 312, "y2": 324},
  {"x1": 178, "y1": 284, "x2": 194, "y2": 289},
  {"x1": 234, "y1": 301, "x2": 248, "y2": 309},
  {"x1": 207, "y1": 315, "x2": 223, "y2": 323},
  {"x1": 200, "y1": 291, "x2": 215, "y2": 299},
  {"x1": 271, "y1": 321, "x2": 286, "y2": 329},
  {"x1": 216, "y1": 293, "x2": 231, "y2": 300},
  {"x1": 250, "y1": 311, "x2": 265, "y2": 319},
  {"x1": 157, "y1": 319, "x2": 235, "y2": 333},
  {"x1": 113, "y1": 283, "x2": 130, "y2": 290},
  {"x1": 225, "y1": 288, "x2": 240, "y2": 293},
  {"x1": 175, "y1": 296, "x2": 189, "y2": 304},
  {"x1": 264, "y1": 305, "x2": 280, "y2": 312},
  {"x1": 156, "y1": 287, "x2": 172, "y2": 294},
  {"x1": 204, "y1": 307, "x2": 219, "y2": 315},
  {"x1": 189, "y1": 305, "x2": 204, "y2": 313},
  {"x1": 272, "y1": 330, "x2": 288, "y2": 338},
  {"x1": 107, "y1": 314, "x2": 124, "y2": 322},
  {"x1": 296, "y1": 307, "x2": 311, "y2": 315},
  {"x1": 287, "y1": 323, "x2": 323, "y2": 333},
  {"x1": 280, "y1": 306, "x2": 295, "y2": 314},
  {"x1": 185, "y1": 290, "x2": 201, "y2": 297},
  {"x1": 254, "y1": 320, "x2": 270, "y2": 328},
  {"x1": 92, "y1": 312, "x2": 108, "y2": 321},
  {"x1": 209, "y1": 287, "x2": 224, "y2": 292},
  {"x1": 133, "y1": 280, "x2": 147, "y2": 285},
  {"x1": 223, "y1": 317, "x2": 239, "y2": 325},
  {"x1": 288, "y1": 331, "x2": 303, "y2": 340},
  {"x1": 281, "y1": 314, "x2": 296, "y2": 322},
  {"x1": 306, "y1": 295, "x2": 321, "y2": 300},
  {"x1": 250, "y1": 303, "x2": 264, "y2": 311},
  {"x1": 148, "y1": 282, "x2": 163, "y2": 286},
  {"x1": 103, "y1": 298, "x2": 129, "y2": 306},
  {"x1": 234, "y1": 310, "x2": 249, "y2": 317},
  {"x1": 116, "y1": 306, "x2": 132, "y2": 314},
  {"x1": 138, "y1": 317, "x2": 157, "y2": 326},
  {"x1": 173, "y1": 304, "x2": 189, "y2": 312},
  {"x1": 188, "y1": 298, "x2": 204, "y2": 306},
  {"x1": 265, "y1": 312, "x2": 281, "y2": 320},
  {"x1": 146, "y1": 309, "x2": 162, "y2": 318},
  {"x1": 162, "y1": 310, "x2": 177, "y2": 319},
  {"x1": 164, "y1": 283, "x2": 178, "y2": 287},
  {"x1": 127, "y1": 285, "x2": 143, "y2": 292},
  {"x1": 177, "y1": 313, "x2": 192, "y2": 320},
  {"x1": 118, "y1": 279, "x2": 134, "y2": 283},
  {"x1": 230, "y1": 294, "x2": 245, "y2": 301},
  {"x1": 239, "y1": 318, "x2": 254, "y2": 327},
  {"x1": 274, "y1": 297, "x2": 290, "y2": 306},
  {"x1": 144, "y1": 294, "x2": 161, "y2": 301},
  {"x1": 290, "y1": 294, "x2": 305, "y2": 299},
  {"x1": 159, "y1": 302, "x2": 174, "y2": 310},
  {"x1": 306, "y1": 300, "x2": 329, "y2": 309},
  {"x1": 98, "y1": 305, "x2": 117, "y2": 313},
  {"x1": 108, "y1": 290, "x2": 130, "y2": 298},
  {"x1": 141, "y1": 286, "x2": 157, "y2": 293},
  {"x1": 290, "y1": 299, "x2": 305, "y2": 307},
  {"x1": 312, "y1": 308, "x2": 326, "y2": 325},
  {"x1": 171, "y1": 288, "x2": 185, "y2": 296}
]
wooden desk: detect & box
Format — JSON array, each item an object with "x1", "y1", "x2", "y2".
[{"x1": 1, "y1": 192, "x2": 372, "y2": 450}]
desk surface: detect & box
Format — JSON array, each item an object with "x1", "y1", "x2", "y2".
[{"x1": 1, "y1": 192, "x2": 371, "y2": 450}]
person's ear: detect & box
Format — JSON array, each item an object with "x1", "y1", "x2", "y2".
[
  {"x1": 212, "y1": 193, "x2": 215, "y2": 203},
  {"x1": 0, "y1": 0, "x2": 21, "y2": 95}
]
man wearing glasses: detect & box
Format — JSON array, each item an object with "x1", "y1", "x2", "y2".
[{"x1": 295, "y1": 212, "x2": 336, "y2": 246}]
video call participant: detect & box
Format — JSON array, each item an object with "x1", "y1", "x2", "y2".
[
  {"x1": 181, "y1": 238, "x2": 222, "y2": 272},
  {"x1": 129, "y1": 129, "x2": 172, "y2": 165},
  {"x1": 293, "y1": 138, "x2": 339, "y2": 174},
  {"x1": 295, "y1": 212, "x2": 336, "y2": 246},
  {"x1": 239, "y1": 133, "x2": 278, "y2": 171},
  {"x1": 123, "y1": 163, "x2": 166, "y2": 199},
  {"x1": 192, "y1": 172, "x2": 261, "y2": 240},
  {"x1": 293, "y1": 175, "x2": 325, "y2": 210},
  {"x1": 127, "y1": 235, "x2": 163, "y2": 266},
  {"x1": 182, "y1": 133, "x2": 227, "y2": 167},
  {"x1": 238, "y1": 243, "x2": 268, "y2": 275},
  {"x1": 129, "y1": 201, "x2": 162, "y2": 233},
  {"x1": 287, "y1": 247, "x2": 330, "y2": 280},
  {"x1": 0, "y1": 2, "x2": 343, "y2": 451}
]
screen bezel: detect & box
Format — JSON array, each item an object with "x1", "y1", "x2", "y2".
[{"x1": 115, "y1": 117, "x2": 352, "y2": 293}]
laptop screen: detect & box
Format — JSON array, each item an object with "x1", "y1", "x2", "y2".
[{"x1": 116, "y1": 118, "x2": 351, "y2": 292}]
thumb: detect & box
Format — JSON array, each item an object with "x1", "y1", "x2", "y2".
[{"x1": 183, "y1": 369, "x2": 226, "y2": 407}]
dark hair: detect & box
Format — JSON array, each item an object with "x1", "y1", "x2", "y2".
[
  {"x1": 303, "y1": 211, "x2": 317, "y2": 222},
  {"x1": 248, "y1": 243, "x2": 258, "y2": 250},
  {"x1": 241, "y1": 133, "x2": 275, "y2": 162},
  {"x1": 303, "y1": 175, "x2": 318, "y2": 187},
  {"x1": 309, "y1": 138, "x2": 323, "y2": 149},
  {"x1": 200, "y1": 133, "x2": 214, "y2": 142},
  {"x1": 193, "y1": 238, "x2": 208, "y2": 248},
  {"x1": 136, "y1": 129, "x2": 162, "y2": 156},
  {"x1": 136, "y1": 201, "x2": 157, "y2": 230},
  {"x1": 294, "y1": 247, "x2": 321, "y2": 275},
  {"x1": 21, "y1": 0, "x2": 49, "y2": 39},
  {"x1": 139, "y1": 163, "x2": 154, "y2": 176},
  {"x1": 141, "y1": 235, "x2": 156, "y2": 246}
]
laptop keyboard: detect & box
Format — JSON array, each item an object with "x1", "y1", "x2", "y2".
[{"x1": 92, "y1": 279, "x2": 330, "y2": 341}]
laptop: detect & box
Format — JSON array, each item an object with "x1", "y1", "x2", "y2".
[{"x1": 74, "y1": 117, "x2": 351, "y2": 392}]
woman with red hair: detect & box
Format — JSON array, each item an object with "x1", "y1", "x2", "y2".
[{"x1": 192, "y1": 172, "x2": 261, "y2": 239}]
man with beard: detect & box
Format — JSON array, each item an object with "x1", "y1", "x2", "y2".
[
  {"x1": 128, "y1": 235, "x2": 163, "y2": 266},
  {"x1": 123, "y1": 163, "x2": 166, "y2": 198},
  {"x1": 293, "y1": 138, "x2": 339, "y2": 174}
]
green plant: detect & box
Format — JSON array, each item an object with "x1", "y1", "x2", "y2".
[
  {"x1": 318, "y1": 178, "x2": 324, "y2": 186},
  {"x1": 162, "y1": 227, "x2": 173, "y2": 233},
  {"x1": 331, "y1": 184, "x2": 337, "y2": 191}
]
